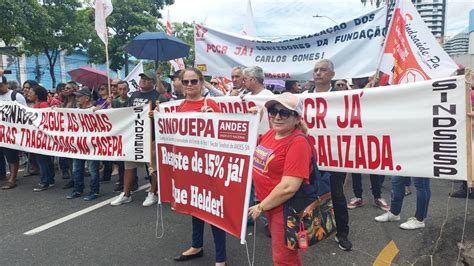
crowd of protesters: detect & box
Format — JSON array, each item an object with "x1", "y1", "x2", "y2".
[{"x1": 1, "y1": 60, "x2": 473, "y2": 265}]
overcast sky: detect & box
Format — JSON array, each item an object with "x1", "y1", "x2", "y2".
[{"x1": 162, "y1": 0, "x2": 473, "y2": 39}]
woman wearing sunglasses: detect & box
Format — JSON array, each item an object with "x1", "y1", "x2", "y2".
[
  {"x1": 173, "y1": 68, "x2": 226, "y2": 266},
  {"x1": 248, "y1": 92, "x2": 312, "y2": 265}
]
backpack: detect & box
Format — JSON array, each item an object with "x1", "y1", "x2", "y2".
[{"x1": 11, "y1": 90, "x2": 17, "y2": 101}]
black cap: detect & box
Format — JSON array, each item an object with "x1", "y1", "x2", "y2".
[
  {"x1": 73, "y1": 88, "x2": 92, "y2": 97},
  {"x1": 168, "y1": 70, "x2": 182, "y2": 79}
]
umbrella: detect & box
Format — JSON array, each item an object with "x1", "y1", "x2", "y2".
[
  {"x1": 68, "y1": 67, "x2": 111, "y2": 89},
  {"x1": 124, "y1": 32, "x2": 191, "y2": 61},
  {"x1": 264, "y1": 79, "x2": 285, "y2": 89}
]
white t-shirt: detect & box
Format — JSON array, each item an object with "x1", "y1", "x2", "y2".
[
  {"x1": 248, "y1": 89, "x2": 274, "y2": 96},
  {"x1": 0, "y1": 90, "x2": 27, "y2": 105}
]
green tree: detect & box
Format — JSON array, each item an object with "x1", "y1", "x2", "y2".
[
  {"x1": 0, "y1": 0, "x2": 40, "y2": 46},
  {"x1": 22, "y1": 0, "x2": 91, "y2": 87},
  {"x1": 85, "y1": 0, "x2": 174, "y2": 75}
]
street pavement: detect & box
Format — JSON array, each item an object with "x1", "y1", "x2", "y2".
[{"x1": 0, "y1": 166, "x2": 472, "y2": 265}]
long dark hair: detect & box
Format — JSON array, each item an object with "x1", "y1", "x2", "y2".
[{"x1": 31, "y1": 85, "x2": 48, "y2": 102}]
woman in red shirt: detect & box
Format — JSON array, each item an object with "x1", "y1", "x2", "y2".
[
  {"x1": 248, "y1": 92, "x2": 312, "y2": 266},
  {"x1": 173, "y1": 68, "x2": 226, "y2": 266},
  {"x1": 28, "y1": 85, "x2": 55, "y2": 191}
]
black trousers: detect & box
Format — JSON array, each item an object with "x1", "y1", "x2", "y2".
[
  {"x1": 328, "y1": 171, "x2": 349, "y2": 237},
  {"x1": 352, "y1": 174, "x2": 384, "y2": 199}
]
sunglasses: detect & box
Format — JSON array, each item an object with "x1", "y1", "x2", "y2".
[
  {"x1": 336, "y1": 83, "x2": 346, "y2": 87},
  {"x1": 268, "y1": 107, "x2": 297, "y2": 119},
  {"x1": 211, "y1": 82, "x2": 218, "y2": 85},
  {"x1": 182, "y1": 79, "x2": 199, "y2": 86}
]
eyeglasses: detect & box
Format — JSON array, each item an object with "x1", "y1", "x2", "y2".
[
  {"x1": 182, "y1": 79, "x2": 199, "y2": 86},
  {"x1": 268, "y1": 107, "x2": 297, "y2": 119},
  {"x1": 99, "y1": 87, "x2": 107, "y2": 91}
]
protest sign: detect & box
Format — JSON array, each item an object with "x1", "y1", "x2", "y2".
[
  {"x1": 379, "y1": 0, "x2": 458, "y2": 84},
  {"x1": 125, "y1": 61, "x2": 144, "y2": 96},
  {"x1": 194, "y1": 7, "x2": 386, "y2": 80},
  {"x1": 161, "y1": 76, "x2": 469, "y2": 181},
  {"x1": 155, "y1": 112, "x2": 259, "y2": 243},
  {"x1": 0, "y1": 102, "x2": 151, "y2": 162}
]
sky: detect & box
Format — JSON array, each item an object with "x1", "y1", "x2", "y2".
[{"x1": 162, "y1": 0, "x2": 473, "y2": 39}]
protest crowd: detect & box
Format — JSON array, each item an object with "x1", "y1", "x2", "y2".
[
  {"x1": 1, "y1": 0, "x2": 474, "y2": 265},
  {"x1": 1, "y1": 57, "x2": 472, "y2": 265}
]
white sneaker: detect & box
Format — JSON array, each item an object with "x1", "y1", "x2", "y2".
[
  {"x1": 374, "y1": 211, "x2": 400, "y2": 222},
  {"x1": 142, "y1": 192, "x2": 158, "y2": 207},
  {"x1": 110, "y1": 192, "x2": 132, "y2": 206},
  {"x1": 400, "y1": 217, "x2": 425, "y2": 230}
]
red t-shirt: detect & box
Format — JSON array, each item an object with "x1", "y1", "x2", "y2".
[
  {"x1": 177, "y1": 98, "x2": 221, "y2": 113},
  {"x1": 33, "y1": 101, "x2": 49, "y2": 108},
  {"x1": 252, "y1": 129, "x2": 312, "y2": 212}
]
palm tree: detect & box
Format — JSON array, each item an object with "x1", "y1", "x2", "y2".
[{"x1": 360, "y1": 0, "x2": 384, "y2": 8}]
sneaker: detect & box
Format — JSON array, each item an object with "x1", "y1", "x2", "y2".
[
  {"x1": 62, "y1": 180, "x2": 74, "y2": 189},
  {"x1": 83, "y1": 192, "x2": 99, "y2": 201},
  {"x1": 374, "y1": 211, "x2": 400, "y2": 222},
  {"x1": 335, "y1": 235, "x2": 352, "y2": 251},
  {"x1": 33, "y1": 183, "x2": 53, "y2": 192},
  {"x1": 405, "y1": 186, "x2": 412, "y2": 196},
  {"x1": 374, "y1": 198, "x2": 390, "y2": 211},
  {"x1": 110, "y1": 192, "x2": 132, "y2": 206},
  {"x1": 347, "y1": 197, "x2": 363, "y2": 209},
  {"x1": 66, "y1": 191, "x2": 83, "y2": 199},
  {"x1": 400, "y1": 217, "x2": 425, "y2": 230},
  {"x1": 142, "y1": 192, "x2": 158, "y2": 207}
]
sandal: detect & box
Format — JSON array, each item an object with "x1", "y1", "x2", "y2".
[{"x1": 1, "y1": 181, "x2": 17, "y2": 190}]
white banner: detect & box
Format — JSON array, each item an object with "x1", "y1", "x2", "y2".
[
  {"x1": 0, "y1": 102, "x2": 151, "y2": 162},
  {"x1": 379, "y1": 0, "x2": 458, "y2": 84},
  {"x1": 161, "y1": 76, "x2": 469, "y2": 181},
  {"x1": 194, "y1": 7, "x2": 387, "y2": 80}
]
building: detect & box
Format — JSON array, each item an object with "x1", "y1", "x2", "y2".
[
  {"x1": 443, "y1": 30, "x2": 469, "y2": 56},
  {"x1": 412, "y1": 0, "x2": 446, "y2": 38}
]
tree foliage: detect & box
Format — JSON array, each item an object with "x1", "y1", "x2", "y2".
[{"x1": 85, "y1": 0, "x2": 174, "y2": 74}]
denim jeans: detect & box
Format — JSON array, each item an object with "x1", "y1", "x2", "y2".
[
  {"x1": 0, "y1": 152, "x2": 5, "y2": 177},
  {"x1": 191, "y1": 216, "x2": 226, "y2": 262},
  {"x1": 59, "y1": 157, "x2": 72, "y2": 175},
  {"x1": 36, "y1": 154, "x2": 55, "y2": 185},
  {"x1": 72, "y1": 159, "x2": 100, "y2": 194},
  {"x1": 351, "y1": 174, "x2": 383, "y2": 199},
  {"x1": 248, "y1": 184, "x2": 268, "y2": 226},
  {"x1": 390, "y1": 176, "x2": 431, "y2": 220}
]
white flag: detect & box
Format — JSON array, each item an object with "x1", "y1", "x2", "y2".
[
  {"x1": 125, "y1": 61, "x2": 144, "y2": 96},
  {"x1": 242, "y1": 0, "x2": 257, "y2": 37},
  {"x1": 378, "y1": 0, "x2": 458, "y2": 84},
  {"x1": 95, "y1": 0, "x2": 113, "y2": 45}
]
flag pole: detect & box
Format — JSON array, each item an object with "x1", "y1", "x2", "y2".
[
  {"x1": 374, "y1": 0, "x2": 397, "y2": 86},
  {"x1": 105, "y1": 28, "x2": 111, "y2": 96},
  {"x1": 466, "y1": 68, "x2": 473, "y2": 188}
]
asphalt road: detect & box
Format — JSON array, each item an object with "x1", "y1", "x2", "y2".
[{"x1": 0, "y1": 166, "x2": 472, "y2": 265}]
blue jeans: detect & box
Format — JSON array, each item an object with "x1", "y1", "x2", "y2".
[
  {"x1": 351, "y1": 174, "x2": 383, "y2": 199},
  {"x1": 248, "y1": 184, "x2": 268, "y2": 226},
  {"x1": 191, "y1": 216, "x2": 226, "y2": 263},
  {"x1": 390, "y1": 176, "x2": 431, "y2": 220},
  {"x1": 36, "y1": 154, "x2": 55, "y2": 185},
  {"x1": 72, "y1": 159, "x2": 100, "y2": 194},
  {"x1": 59, "y1": 157, "x2": 71, "y2": 175}
]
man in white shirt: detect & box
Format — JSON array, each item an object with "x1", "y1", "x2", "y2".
[
  {"x1": 243, "y1": 66, "x2": 273, "y2": 96},
  {"x1": 227, "y1": 66, "x2": 248, "y2": 96},
  {"x1": 0, "y1": 75, "x2": 26, "y2": 190}
]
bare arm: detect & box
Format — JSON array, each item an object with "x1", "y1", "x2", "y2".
[{"x1": 248, "y1": 175, "x2": 303, "y2": 220}]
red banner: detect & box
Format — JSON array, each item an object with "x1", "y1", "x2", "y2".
[{"x1": 155, "y1": 112, "x2": 259, "y2": 242}]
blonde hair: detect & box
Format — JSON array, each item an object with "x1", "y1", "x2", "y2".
[{"x1": 296, "y1": 117, "x2": 308, "y2": 134}]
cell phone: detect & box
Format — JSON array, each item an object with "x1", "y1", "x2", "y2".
[{"x1": 3, "y1": 70, "x2": 12, "y2": 74}]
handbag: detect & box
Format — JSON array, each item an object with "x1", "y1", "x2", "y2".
[{"x1": 284, "y1": 134, "x2": 337, "y2": 251}]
